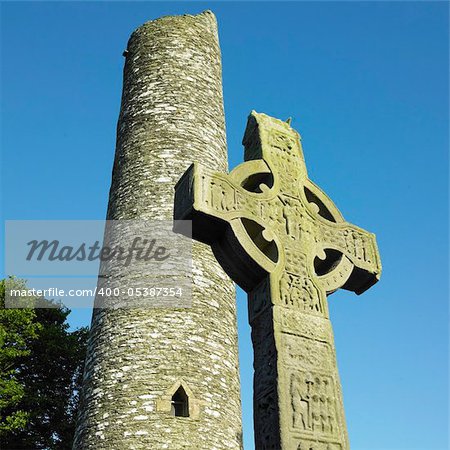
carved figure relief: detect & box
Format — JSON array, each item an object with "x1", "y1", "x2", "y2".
[
  {"x1": 291, "y1": 372, "x2": 313, "y2": 430},
  {"x1": 209, "y1": 180, "x2": 235, "y2": 212},
  {"x1": 282, "y1": 198, "x2": 301, "y2": 240},
  {"x1": 260, "y1": 200, "x2": 282, "y2": 227},
  {"x1": 279, "y1": 272, "x2": 323, "y2": 315},
  {"x1": 290, "y1": 372, "x2": 338, "y2": 438},
  {"x1": 236, "y1": 191, "x2": 259, "y2": 217}
]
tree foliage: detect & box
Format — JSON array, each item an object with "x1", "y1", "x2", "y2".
[{"x1": 0, "y1": 278, "x2": 88, "y2": 449}]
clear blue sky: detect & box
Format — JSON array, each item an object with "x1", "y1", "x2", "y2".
[{"x1": 1, "y1": 2, "x2": 448, "y2": 449}]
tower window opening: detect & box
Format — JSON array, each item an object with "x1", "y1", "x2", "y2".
[{"x1": 171, "y1": 386, "x2": 189, "y2": 417}]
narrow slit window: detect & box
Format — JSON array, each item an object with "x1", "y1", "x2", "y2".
[{"x1": 171, "y1": 386, "x2": 189, "y2": 417}]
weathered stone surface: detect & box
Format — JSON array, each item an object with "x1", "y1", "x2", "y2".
[
  {"x1": 174, "y1": 111, "x2": 381, "y2": 449},
  {"x1": 74, "y1": 11, "x2": 242, "y2": 449}
]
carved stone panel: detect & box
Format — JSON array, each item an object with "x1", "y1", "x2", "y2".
[
  {"x1": 289, "y1": 371, "x2": 340, "y2": 437},
  {"x1": 279, "y1": 272, "x2": 324, "y2": 316},
  {"x1": 281, "y1": 334, "x2": 333, "y2": 372}
]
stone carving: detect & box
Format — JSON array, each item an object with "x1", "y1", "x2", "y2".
[
  {"x1": 174, "y1": 111, "x2": 382, "y2": 449},
  {"x1": 279, "y1": 272, "x2": 323, "y2": 314},
  {"x1": 283, "y1": 335, "x2": 332, "y2": 372},
  {"x1": 283, "y1": 198, "x2": 301, "y2": 240},
  {"x1": 279, "y1": 309, "x2": 331, "y2": 342},
  {"x1": 290, "y1": 373, "x2": 338, "y2": 436},
  {"x1": 284, "y1": 248, "x2": 308, "y2": 276},
  {"x1": 207, "y1": 179, "x2": 236, "y2": 212}
]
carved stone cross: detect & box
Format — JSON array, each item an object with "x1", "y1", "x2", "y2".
[{"x1": 174, "y1": 111, "x2": 381, "y2": 450}]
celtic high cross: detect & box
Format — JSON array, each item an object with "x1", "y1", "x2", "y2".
[{"x1": 174, "y1": 111, "x2": 381, "y2": 450}]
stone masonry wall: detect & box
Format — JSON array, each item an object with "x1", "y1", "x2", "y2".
[{"x1": 73, "y1": 11, "x2": 242, "y2": 449}]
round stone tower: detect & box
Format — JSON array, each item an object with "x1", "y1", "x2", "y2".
[{"x1": 73, "y1": 11, "x2": 242, "y2": 449}]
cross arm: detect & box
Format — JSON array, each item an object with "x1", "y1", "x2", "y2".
[
  {"x1": 173, "y1": 162, "x2": 231, "y2": 244},
  {"x1": 316, "y1": 220, "x2": 381, "y2": 295},
  {"x1": 174, "y1": 161, "x2": 280, "y2": 291}
]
